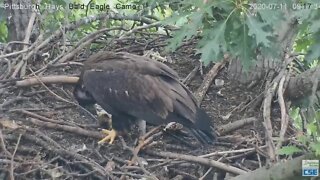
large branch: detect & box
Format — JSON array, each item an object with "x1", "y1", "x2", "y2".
[
  {"x1": 195, "y1": 55, "x2": 229, "y2": 105},
  {"x1": 231, "y1": 153, "x2": 318, "y2": 180},
  {"x1": 285, "y1": 66, "x2": 320, "y2": 100}
]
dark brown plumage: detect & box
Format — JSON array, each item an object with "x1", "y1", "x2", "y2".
[{"x1": 74, "y1": 51, "x2": 216, "y2": 144}]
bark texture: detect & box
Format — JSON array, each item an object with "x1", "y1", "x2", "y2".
[{"x1": 5, "y1": 0, "x2": 32, "y2": 50}]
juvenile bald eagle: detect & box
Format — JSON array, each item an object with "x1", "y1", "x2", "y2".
[{"x1": 74, "y1": 51, "x2": 216, "y2": 144}]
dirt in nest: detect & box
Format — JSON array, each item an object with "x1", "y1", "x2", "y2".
[{"x1": 0, "y1": 38, "x2": 273, "y2": 180}]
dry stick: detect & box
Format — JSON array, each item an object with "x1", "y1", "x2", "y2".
[
  {"x1": 120, "y1": 138, "x2": 159, "y2": 180},
  {"x1": 112, "y1": 171, "x2": 149, "y2": 179},
  {"x1": 15, "y1": 75, "x2": 79, "y2": 87},
  {"x1": 144, "y1": 150, "x2": 247, "y2": 175},
  {"x1": 171, "y1": 169, "x2": 198, "y2": 180},
  {"x1": 200, "y1": 145, "x2": 267, "y2": 158},
  {"x1": 32, "y1": 13, "x2": 158, "y2": 73},
  {"x1": 132, "y1": 131, "x2": 163, "y2": 162},
  {"x1": 118, "y1": 22, "x2": 161, "y2": 40},
  {"x1": 130, "y1": 126, "x2": 162, "y2": 164},
  {"x1": 10, "y1": 134, "x2": 22, "y2": 180},
  {"x1": 199, "y1": 167, "x2": 213, "y2": 180},
  {"x1": 21, "y1": 133, "x2": 108, "y2": 177},
  {"x1": 11, "y1": 9, "x2": 37, "y2": 78},
  {"x1": 3, "y1": 33, "x2": 40, "y2": 77},
  {"x1": 14, "y1": 109, "x2": 82, "y2": 128},
  {"x1": 27, "y1": 68, "x2": 76, "y2": 105},
  {"x1": 58, "y1": 27, "x2": 122, "y2": 63},
  {"x1": 217, "y1": 117, "x2": 257, "y2": 136},
  {"x1": 262, "y1": 55, "x2": 295, "y2": 163},
  {"x1": 0, "y1": 130, "x2": 12, "y2": 157},
  {"x1": 119, "y1": 127, "x2": 162, "y2": 180},
  {"x1": 16, "y1": 13, "x2": 111, "y2": 76},
  {"x1": 20, "y1": 9, "x2": 37, "y2": 77},
  {"x1": 19, "y1": 69, "x2": 97, "y2": 122},
  {"x1": 183, "y1": 64, "x2": 200, "y2": 85},
  {"x1": 194, "y1": 55, "x2": 229, "y2": 105},
  {"x1": 0, "y1": 48, "x2": 30, "y2": 59},
  {"x1": 262, "y1": 70, "x2": 277, "y2": 163},
  {"x1": 0, "y1": 97, "x2": 29, "y2": 109},
  {"x1": 200, "y1": 141, "x2": 247, "y2": 180},
  {"x1": 0, "y1": 58, "x2": 12, "y2": 79},
  {"x1": 11, "y1": 55, "x2": 24, "y2": 78},
  {"x1": 28, "y1": 118, "x2": 104, "y2": 139},
  {"x1": 31, "y1": 128, "x2": 63, "y2": 149},
  {"x1": 4, "y1": 41, "x2": 30, "y2": 51},
  {"x1": 276, "y1": 75, "x2": 289, "y2": 152},
  {"x1": 24, "y1": 13, "x2": 117, "y2": 64},
  {"x1": 48, "y1": 62, "x2": 83, "y2": 68},
  {"x1": 15, "y1": 156, "x2": 62, "y2": 177},
  {"x1": 222, "y1": 100, "x2": 248, "y2": 120}
]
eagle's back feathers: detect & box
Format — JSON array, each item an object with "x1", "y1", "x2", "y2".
[{"x1": 75, "y1": 51, "x2": 216, "y2": 143}]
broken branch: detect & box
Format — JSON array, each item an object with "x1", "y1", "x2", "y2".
[{"x1": 15, "y1": 75, "x2": 79, "y2": 87}]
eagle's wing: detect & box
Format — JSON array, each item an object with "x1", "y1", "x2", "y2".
[
  {"x1": 83, "y1": 52, "x2": 180, "y2": 80},
  {"x1": 81, "y1": 55, "x2": 198, "y2": 126}
]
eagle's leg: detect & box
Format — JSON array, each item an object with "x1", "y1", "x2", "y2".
[
  {"x1": 137, "y1": 119, "x2": 146, "y2": 136},
  {"x1": 98, "y1": 129, "x2": 117, "y2": 144},
  {"x1": 94, "y1": 104, "x2": 117, "y2": 144},
  {"x1": 97, "y1": 113, "x2": 134, "y2": 144}
]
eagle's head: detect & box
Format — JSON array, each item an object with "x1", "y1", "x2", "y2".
[{"x1": 73, "y1": 84, "x2": 96, "y2": 106}]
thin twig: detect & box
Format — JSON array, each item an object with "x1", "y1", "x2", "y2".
[
  {"x1": 0, "y1": 130, "x2": 12, "y2": 157},
  {"x1": 28, "y1": 118, "x2": 104, "y2": 139},
  {"x1": 119, "y1": 22, "x2": 161, "y2": 39},
  {"x1": 58, "y1": 27, "x2": 122, "y2": 63},
  {"x1": 183, "y1": 64, "x2": 200, "y2": 85},
  {"x1": 120, "y1": 138, "x2": 159, "y2": 180},
  {"x1": 144, "y1": 150, "x2": 247, "y2": 175},
  {"x1": 200, "y1": 145, "x2": 267, "y2": 158},
  {"x1": 10, "y1": 134, "x2": 22, "y2": 180},
  {"x1": 13, "y1": 109, "x2": 79, "y2": 127}
]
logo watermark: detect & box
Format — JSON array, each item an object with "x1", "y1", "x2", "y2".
[{"x1": 302, "y1": 160, "x2": 319, "y2": 177}]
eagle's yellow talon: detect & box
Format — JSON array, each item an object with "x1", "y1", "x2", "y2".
[{"x1": 98, "y1": 129, "x2": 117, "y2": 144}]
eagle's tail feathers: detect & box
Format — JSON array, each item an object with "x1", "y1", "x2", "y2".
[{"x1": 193, "y1": 108, "x2": 217, "y2": 144}]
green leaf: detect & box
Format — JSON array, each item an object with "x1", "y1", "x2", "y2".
[
  {"x1": 295, "y1": 37, "x2": 311, "y2": 53},
  {"x1": 294, "y1": 7, "x2": 319, "y2": 32},
  {"x1": 0, "y1": 7, "x2": 5, "y2": 22},
  {"x1": 166, "y1": 11, "x2": 203, "y2": 51},
  {"x1": 0, "y1": 20, "x2": 7, "y2": 42},
  {"x1": 305, "y1": 41, "x2": 320, "y2": 62},
  {"x1": 293, "y1": 9, "x2": 312, "y2": 23},
  {"x1": 277, "y1": 146, "x2": 303, "y2": 155},
  {"x1": 246, "y1": 16, "x2": 272, "y2": 47},
  {"x1": 310, "y1": 21, "x2": 320, "y2": 33},
  {"x1": 258, "y1": 9, "x2": 285, "y2": 28},
  {"x1": 162, "y1": 12, "x2": 190, "y2": 26},
  {"x1": 307, "y1": 123, "x2": 318, "y2": 134},
  {"x1": 298, "y1": 135, "x2": 309, "y2": 146},
  {"x1": 197, "y1": 21, "x2": 227, "y2": 65},
  {"x1": 255, "y1": 0, "x2": 289, "y2": 27},
  {"x1": 310, "y1": 142, "x2": 320, "y2": 156},
  {"x1": 232, "y1": 19, "x2": 254, "y2": 70}
]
